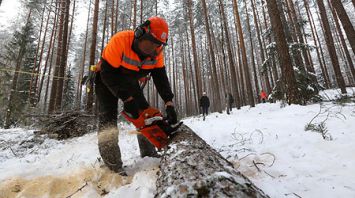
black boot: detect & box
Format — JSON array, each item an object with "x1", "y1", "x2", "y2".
[{"x1": 98, "y1": 126, "x2": 124, "y2": 173}]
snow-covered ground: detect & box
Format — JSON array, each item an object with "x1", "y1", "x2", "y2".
[{"x1": 1, "y1": 88, "x2": 355, "y2": 198}]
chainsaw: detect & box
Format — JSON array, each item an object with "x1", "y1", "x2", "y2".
[{"x1": 121, "y1": 107, "x2": 182, "y2": 149}]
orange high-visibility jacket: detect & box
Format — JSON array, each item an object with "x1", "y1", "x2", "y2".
[
  {"x1": 260, "y1": 91, "x2": 268, "y2": 99},
  {"x1": 102, "y1": 30, "x2": 164, "y2": 71}
]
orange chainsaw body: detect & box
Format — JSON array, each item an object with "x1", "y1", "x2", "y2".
[{"x1": 121, "y1": 107, "x2": 169, "y2": 149}]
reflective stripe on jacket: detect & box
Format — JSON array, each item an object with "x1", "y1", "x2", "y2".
[{"x1": 102, "y1": 30, "x2": 164, "y2": 71}]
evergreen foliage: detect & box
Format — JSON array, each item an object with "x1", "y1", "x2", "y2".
[
  {"x1": 266, "y1": 41, "x2": 322, "y2": 104},
  {"x1": 2, "y1": 21, "x2": 37, "y2": 127},
  {"x1": 63, "y1": 68, "x2": 75, "y2": 111}
]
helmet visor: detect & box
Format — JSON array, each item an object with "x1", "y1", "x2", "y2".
[{"x1": 142, "y1": 32, "x2": 167, "y2": 46}]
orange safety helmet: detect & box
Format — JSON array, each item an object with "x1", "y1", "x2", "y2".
[{"x1": 134, "y1": 16, "x2": 169, "y2": 46}]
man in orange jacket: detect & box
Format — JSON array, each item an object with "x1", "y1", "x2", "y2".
[{"x1": 95, "y1": 16, "x2": 179, "y2": 173}]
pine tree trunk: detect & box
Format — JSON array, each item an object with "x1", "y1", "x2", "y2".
[
  {"x1": 244, "y1": 0, "x2": 260, "y2": 103},
  {"x1": 232, "y1": 0, "x2": 255, "y2": 107},
  {"x1": 101, "y1": 0, "x2": 108, "y2": 52},
  {"x1": 287, "y1": 0, "x2": 314, "y2": 73},
  {"x1": 205, "y1": 28, "x2": 218, "y2": 112},
  {"x1": 38, "y1": 2, "x2": 58, "y2": 103},
  {"x1": 140, "y1": 0, "x2": 142, "y2": 24},
  {"x1": 115, "y1": 0, "x2": 119, "y2": 32},
  {"x1": 187, "y1": 0, "x2": 203, "y2": 103},
  {"x1": 111, "y1": 0, "x2": 115, "y2": 36},
  {"x1": 251, "y1": 0, "x2": 272, "y2": 94},
  {"x1": 132, "y1": 0, "x2": 137, "y2": 28},
  {"x1": 201, "y1": 0, "x2": 222, "y2": 112},
  {"x1": 184, "y1": 29, "x2": 193, "y2": 115},
  {"x1": 266, "y1": 0, "x2": 301, "y2": 104},
  {"x1": 295, "y1": 1, "x2": 316, "y2": 73},
  {"x1": 284, "y1": 1, "x2": 298, "y2": 43},
  {"x1": 29, "y1": 4, "x2": 46, "y2": 106},
  {"x1": 155, "y1": 125, "x2": 269, "y2": 197},
  {"x1": 34, "y1": 1, "x2": 53, "y2": 105},
  {"x1": 54, "y1": 0, "x2": 71, "y2": 111},
  {"x1": 304, "y1": 0, "x2": 331, "y2": 88},
  {"x1": 236, "y1": 38, "x2": 246, "y2": 106},
  {"x1": 48, "y1": 0, "x2": 64, "y2": 113},
  {"x1": 173, "y1": 40, "x2": 179, "y2": 108},
  {"x1": 216, "y1": 17, "x2": 227, "y2": 95},
  {"x1": 314, "y1": 0, "x2": 338, "y2": 85},
  {"x1": 155, "y1": 0, "x2": 158, "y2": 15},
  {"x1": 219, "y1": 21, "x2": 228, "y2": 94},
  {"x1": 171, "y1": 37, "x2": 177, "y2": 103},
  {"x1": 328, "y1": 0, "x2": 355, "y2": 83},
  {"x1": 66, "y1": 0, "x2": 76, "y2": 58},
  {"x1": 43, "y1": 3, "x2": 60, "y2": 112},
  {"x1": 182, "y1": 12, "x2": 197, "y2": 114},
  {"x1": 199, "y1": 34, "x2": 206, "y2": 92},
  {"x1": 331, "y1": 0, "x2": 355, "y2": 55},
  {"x1": 261, "y1": 2, "x2": 279, "y2": 86},
  {"x1": 180, "y1": 37, "x2": 189, "y2": 117},
  {"x1": 316, "y1": 0, "x2": 347, "y2": 93},
  {"x1": 75, "y1": 0, "x2": 91, "y2": 110},
  {"x1": 86, "y1": 0, "x2": 100, "y2": 112},
  {"x1": 330, "y1": 17, "x2": 353, "y2": 85},
  {"x1": 175, "y1": 37, "x2": 181, "y2": 109},
  {"x1": 278, "y1": 1, "x2": 303, "y2": 72},
  {"x1": 219, "y1": 0, "x2": 241, "y2": 109}
]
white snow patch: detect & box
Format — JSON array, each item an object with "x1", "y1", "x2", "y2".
[{"x1": 1, "y1": 88, "x2": 355, "y2": 197}]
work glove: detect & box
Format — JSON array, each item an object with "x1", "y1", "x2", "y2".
[
  {"x1": 123, "y1": 99, "x2": 140, "y2": 119},
  {"x1": 165, "y1": 105, "x2": 177, "y2": 125}
]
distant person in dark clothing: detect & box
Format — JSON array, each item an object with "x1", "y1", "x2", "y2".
[
  {"x1": 226, "y1": 93, "x2": 234, "y2": 114},
  {"x1": 199, "y1": 92, "x2": 210, "y2": 121}
]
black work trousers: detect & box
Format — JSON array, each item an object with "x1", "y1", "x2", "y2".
[
  {"x1": 95, "y1": 72, "x2": 157, "y2": 172},
  {"x1": 201, "y1": 106, "x2": 209, "y2": 116}
]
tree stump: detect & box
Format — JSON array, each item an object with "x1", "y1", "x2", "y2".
[{"x1": 155, "y1": 124, "x2": 269, "y2": 198}]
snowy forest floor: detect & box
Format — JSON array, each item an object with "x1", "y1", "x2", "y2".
[{"x1": 0, "y1": 88, "x2": 355, "y2": 198}]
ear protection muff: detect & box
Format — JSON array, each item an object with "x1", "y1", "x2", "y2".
[{"x1": 134, "y1": 20, "x2": 151, "y2": 39}]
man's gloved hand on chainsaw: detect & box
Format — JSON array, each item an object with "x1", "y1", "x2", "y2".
[{"x1": 165, "y1": 101, "x2": 177, "y2": 125}]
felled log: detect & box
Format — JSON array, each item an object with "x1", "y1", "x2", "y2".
[
  {"x1": 155, "y1": 124, "x2": 269, "y2": 198},
  {"x1": 35, "y1": 111, "x2": 97, "y2": 140}
]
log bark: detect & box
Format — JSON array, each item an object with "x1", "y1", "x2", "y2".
[{"x1": 155, "y1": 125, "x2": 269, "y2": 198}]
